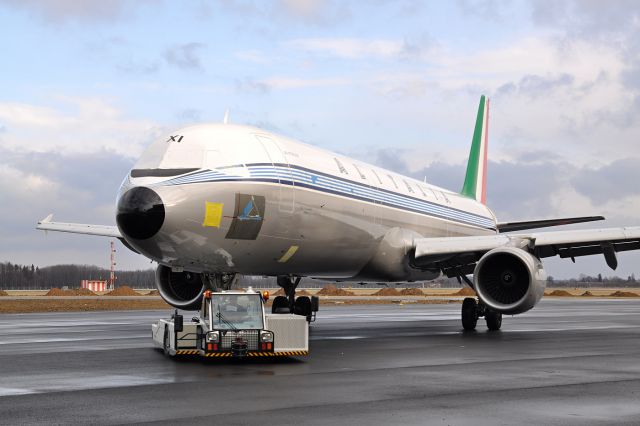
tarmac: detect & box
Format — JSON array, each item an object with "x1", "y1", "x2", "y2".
[{"x1": 1, "y1": 299, "x2": 640, "y2": 425}]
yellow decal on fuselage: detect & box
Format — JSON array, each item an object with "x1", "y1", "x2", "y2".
[
  {"x1": 203, "y1": 202, "x2": 224, "y2": 228},
  {"x1": 277, "y1": 245, "x2": 299, "y2": 263}
]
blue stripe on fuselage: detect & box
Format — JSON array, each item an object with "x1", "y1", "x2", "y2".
[{"x1": 155, "y1": 164, "x2": 496, "y2": 230}]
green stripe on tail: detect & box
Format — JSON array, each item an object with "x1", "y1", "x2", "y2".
[{"x1": 461, "y1": 95, "x2": 488, "y2": 204}]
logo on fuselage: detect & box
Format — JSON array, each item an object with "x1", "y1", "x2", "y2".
[{"x1": 225, "y1": 194, "x2": 265, "y2": 240}]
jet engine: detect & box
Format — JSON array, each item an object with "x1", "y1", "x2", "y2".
[
  {"x1": 155, "y1": 265, "x2": 206, "y2": 310},
  {"x1": 474, "y1": 247, "x2": 546, "y2": 315}
]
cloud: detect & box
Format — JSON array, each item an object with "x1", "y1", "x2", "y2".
[
  {"x1": 496, "y1": 73, "x2": 574, "y2": 98},
  {"x1": 275, "y1": 0, "x2": 351, "y2": 26},
  {"x1": 530, "y1": 0, "x2": 640, "y2": 40},
  {"x1": 0, "y1": 98, "x2": 162, "y2": 157},
  {"x1": 0, "y1": 147, "x2": 148, "y2": 269},
  {"x1": 0, "y1": 0, "x2": 150, "y2": 24},
  {"x1": 456, "y1": 0, "x2": 513, "y2": 21},
  {"x1": 287, "y1": 36, "x2": 435, "y2": 61},
  {"x1": 572, "y1": 158, "x2": 640, "y2": 204},
  {"x1": 235, "y1": 78, "x2": 272, "y2": 94},
  {"x1": 235, "y1": 76, "x2": 349, "y2": 93},
  {"x1": 368, "y1": 146, "x2": 640, "y2": 222},
  {"x1": 163, "y1": 43, "x2": 205, "y2": 70},
  {"x1": 176, "y1": 108, "x2": 202, "y2": 122},
  {"x1": 211, "y1": 0, "x2": 350, "y2": 27}
]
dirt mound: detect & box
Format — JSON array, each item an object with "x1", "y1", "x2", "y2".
[
  {"x1": 0, "y1": 290, "x2": 8, "y2": 296},
  {"x1": 610, "y1": 290, "x2": 639, "y2": 297},
  {"x1": 581, "y1": 291, "x2": 594, "y2": 297},
  {"x1": 452, "y1": 287, "x2": 476, "y2": 296},
  {"x1": 373, "y1": 287, "x2": 401, "y2": 296},
  {"x1": 74, "y1": 288, "x2": 96, "y2": 296},
  {"x1": 399, "y1": 288, "x2": 424, "y2": 296},
  {"x1": 46, "y1": 288, "x2": 74, "y2": 296},
  {"x1": 273, "y1": 288, "x2": 312, "y2": 297},
  {"x1": 317, "y1": 285, "x2": 354, "y2": 296},
  {"x1": 105, "y1": 286, "x2": 140, "y2": 296},
  {"x1": 548, "y1": 290, "x2": 572, "y2": 296}
]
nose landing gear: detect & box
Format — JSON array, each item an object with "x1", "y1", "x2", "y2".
[{"x1": 461, "y1": 297, "x2": 502, "y2": 331}]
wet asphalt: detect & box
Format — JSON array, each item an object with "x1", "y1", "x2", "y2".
[{"x1": 1, "y1": 299, "x2": 640, "y2": 425}]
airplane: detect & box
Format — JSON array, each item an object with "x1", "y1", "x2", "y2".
[{"x1": 37, "y1": 96, "x2": 640, "y2": 330}]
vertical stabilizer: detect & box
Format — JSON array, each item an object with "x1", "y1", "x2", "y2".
[{"x1": 461, "y1": 95, "x2": 489, "y2": 204}]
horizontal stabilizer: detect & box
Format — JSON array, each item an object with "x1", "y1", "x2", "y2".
[{"x1": 496, "y1": 216, "x2": 604, "y2": 233}]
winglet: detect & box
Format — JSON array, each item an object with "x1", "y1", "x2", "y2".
[
  {"x1": 40, "y1": 214, "x2": 53, "y2": 224},
  {"x1": 461, "y1": 96, "x2": 489, "y2": 204}
]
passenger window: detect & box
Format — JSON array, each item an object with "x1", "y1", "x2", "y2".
[
  {"x1": 334, "y1": 158, "x2": 348, "y2": 174},
  {"x1": 387, "y1": 174, "x2": 398, "y2": 189},
  {"x1": 371, "y1": 169, "x2": 383, "y2": 184},
  {"x1": 353, "y1": 164, "x2": 366, "y2": 180},
  {"x1": 403, "y1": 180, "x2": 415, "y2": 193}
]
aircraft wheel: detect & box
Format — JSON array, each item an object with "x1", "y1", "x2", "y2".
[
  {"x1": 485, "y1": 310, "x2": 502, "y2": 331},
  {"x1": 294, "y1": 296, "x2": 312, "y2": 317},
  {"x1": 272, "y1": 295, "x2": 290, "y2": 314},
  {"x1": 461, "y1": 297, "x2": 478, "y2": 331}
]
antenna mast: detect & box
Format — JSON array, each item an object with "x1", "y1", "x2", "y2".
[{"x1": 109, "y1": 241, "x2": 117, "y2": 291}]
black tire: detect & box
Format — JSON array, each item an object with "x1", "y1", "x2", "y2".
[
  {"x1": 272, "y1": 295, "x2": 290, "y2": 314},
  {"x1": 163, "y1": 328, "x2": 170, "y2": 356},
  {"x1": 294, "y1": 296, "x2": 312, "y2": 317},
  {"x1": 461, "y1": 297, "x2": 478, "y2": 331},
  {"x1": 485, "y1": 310, "x2": 502, "y2": 331}
]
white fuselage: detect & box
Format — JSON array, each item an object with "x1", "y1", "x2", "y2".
[{"x1": 117, "y1": 124, "x2": 497, "y2": 281}]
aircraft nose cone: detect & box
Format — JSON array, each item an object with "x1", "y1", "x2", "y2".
[{"x1": 116, "y1": 187, "x2": 165, "y2": 240}]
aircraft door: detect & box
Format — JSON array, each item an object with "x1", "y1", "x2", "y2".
[{"x1": 255, "y1": 135, "x2": 295, "y2": 213}]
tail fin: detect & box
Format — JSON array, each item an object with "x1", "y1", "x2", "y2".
[{"x1": 461, "y1": 95, "x2": 489, "y2": 204}]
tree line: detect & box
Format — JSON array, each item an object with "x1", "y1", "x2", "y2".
[
  {"x1": 0, "y1": 262, "x2": 155, "y2": 289},
  {"x1": 1, "y1": 261, "x2": 639, "y2": 290}
]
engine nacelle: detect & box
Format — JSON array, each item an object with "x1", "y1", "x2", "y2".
[
  {"x1": 474, "y1": 247, "x2": 546, "y2": 315},
  {"x1": 155, "y1": 265, "x2": 206, "y2": 310}
]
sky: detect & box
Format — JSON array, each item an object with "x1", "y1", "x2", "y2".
[{"x1": 0, "y1": 0, "x2": 639, "y2": 279}]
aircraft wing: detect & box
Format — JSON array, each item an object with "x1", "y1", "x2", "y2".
[
  {"x1": 496, "y1": 215, "x2": 604, "y2": 233},
  {"x1": 36, "y1": 214, "x2": 122, "y2": 238},
  {"x1": 413, "y1": 226, "x2": 640, "y2": 275}
]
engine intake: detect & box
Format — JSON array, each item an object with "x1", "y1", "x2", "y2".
[
  {"x1": 155, "y1": 265, "x2": 205, "y2": 310},
  {"x1": 474, "y1": 247, "x2": 546, "y2": 315}
]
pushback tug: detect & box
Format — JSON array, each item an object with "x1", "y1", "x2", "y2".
[{"x1": 152, "y1": 288, "x2": 317, "y2": 358}]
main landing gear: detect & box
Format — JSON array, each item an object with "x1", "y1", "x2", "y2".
[
  {"x1": 273, "y1": 276, "x2": 318, "y2": 321},
  {"x1": 461, "y1": 297, "x2": 502, "y2": 331}
]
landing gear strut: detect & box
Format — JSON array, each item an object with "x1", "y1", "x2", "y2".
[
  {"x1": 204, "y1": 273, "x2": 236, "y2": 291},
  {"x1": 461, "y1": 297, "x2": 502, "y2": 331},
  {"x1": 274, "y1": 276, "x2": 318, "y2": 321}
]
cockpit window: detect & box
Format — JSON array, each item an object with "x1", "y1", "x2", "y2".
[{"x1": 133, "y1": 132, "x2": 204, "y2": 170}]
